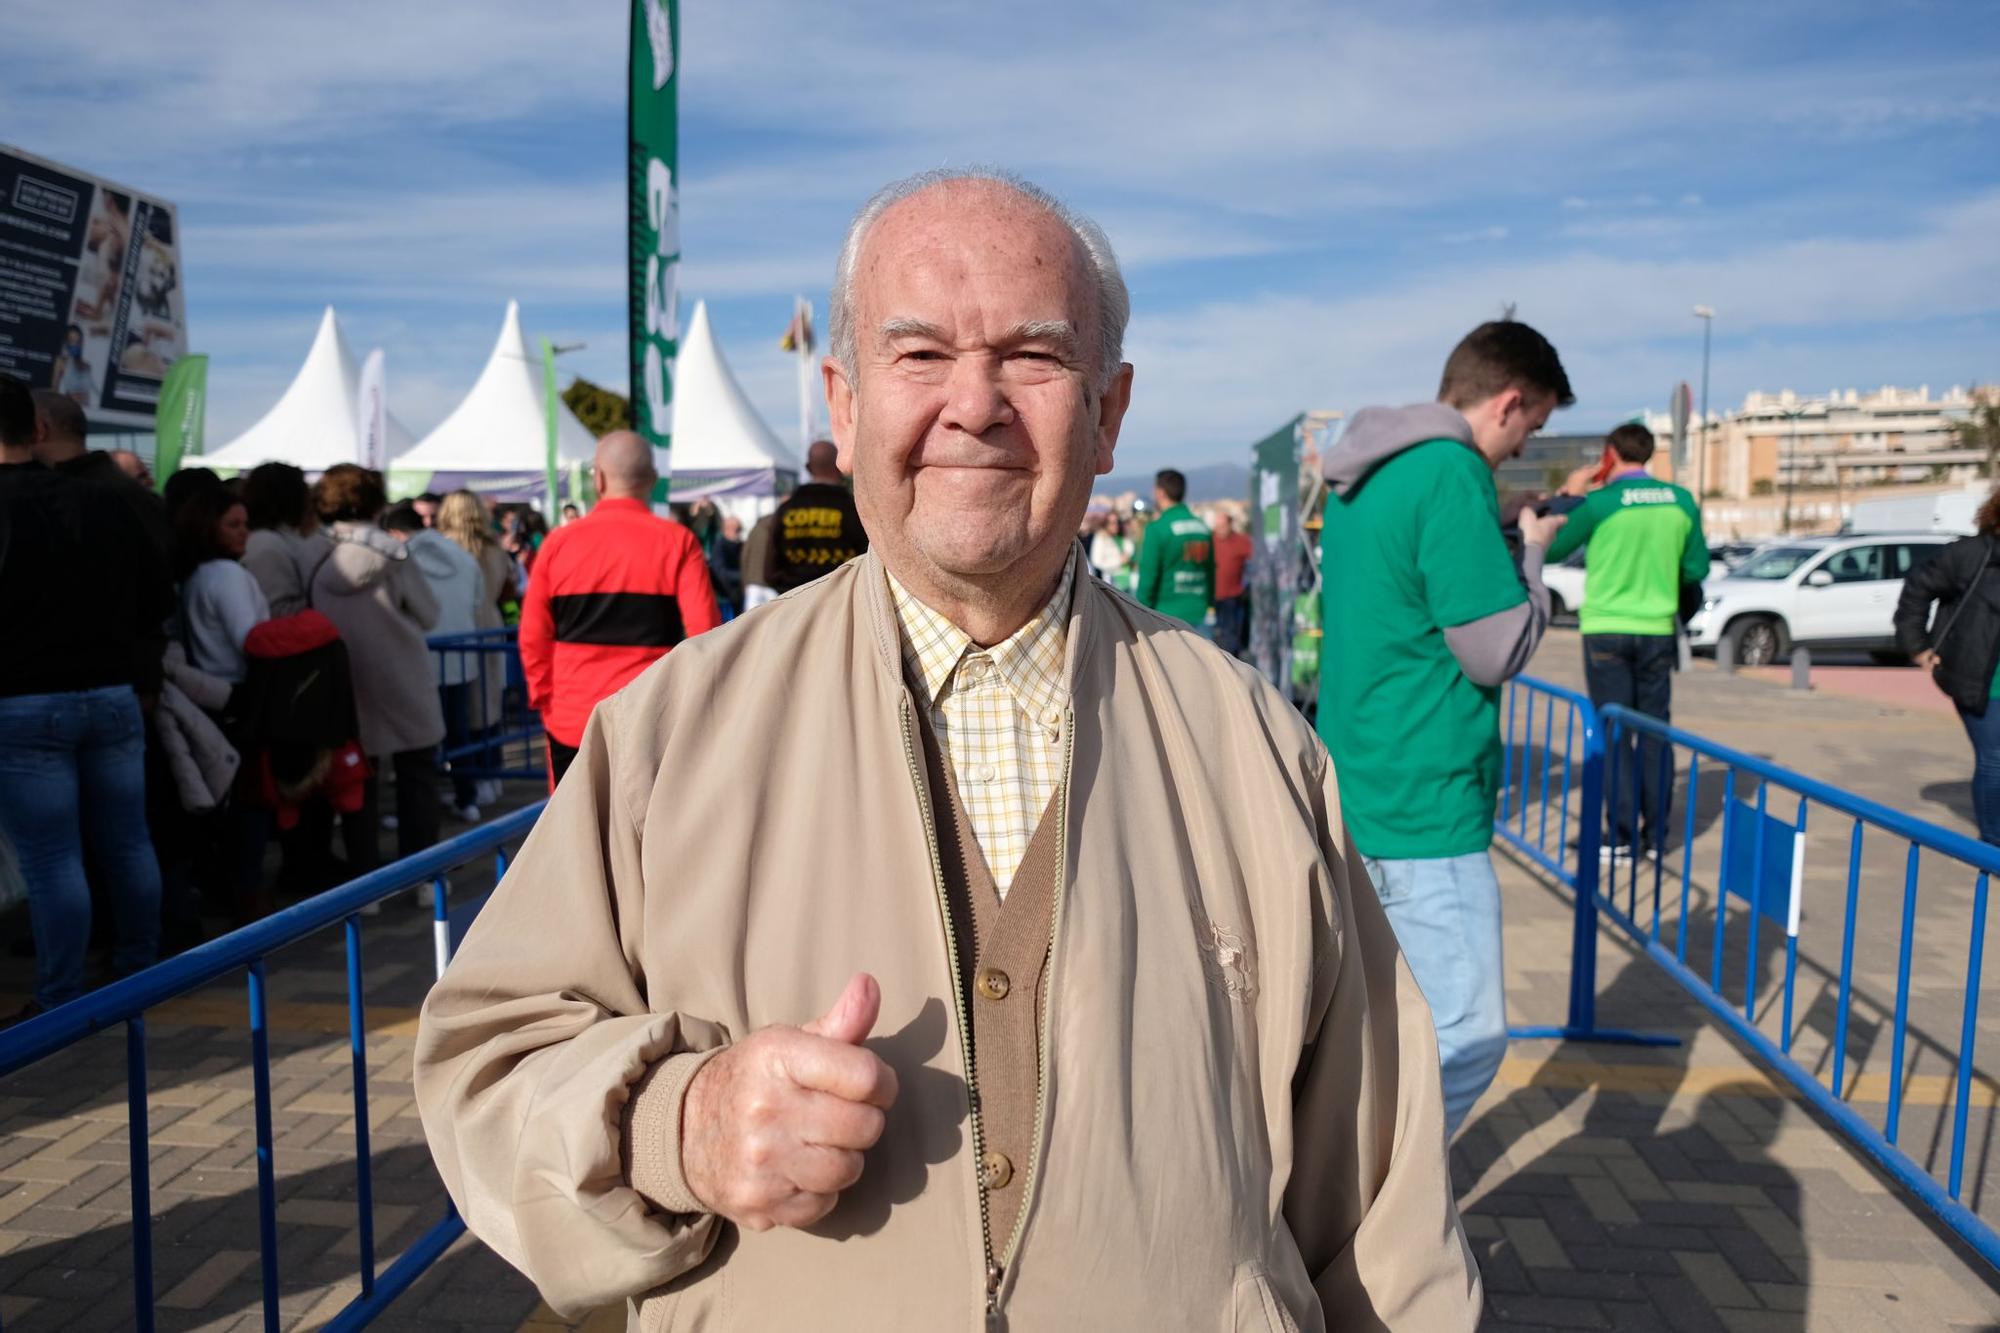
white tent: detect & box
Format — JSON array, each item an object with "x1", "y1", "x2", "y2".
[
  {"x1": 191, "y1": 306, "x2": 413, "y2": 472},
  {"x1": 390, "y1": 301, "x2": 596, "y2": 498},
  {"x1": 668, "y1": 300, "x2": 800, "y2": 503}
]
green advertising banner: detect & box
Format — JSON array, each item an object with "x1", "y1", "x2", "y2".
[
  {"x1": 1248, "y1": 414, "x2": 1303, "y2": 694},
  {"x1": 152, "y1": 352, "x2": 207, "y2": 489},
  {"x1": 629, "y1": 0, "x2": 680, "y2": 500}
]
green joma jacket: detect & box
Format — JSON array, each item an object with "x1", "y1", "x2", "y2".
[{"x1": 1546, "y1": 472, "x2": 1709, "y2": 635}]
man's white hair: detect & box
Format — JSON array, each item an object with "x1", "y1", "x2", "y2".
[{"x1": 828, "y1": 168, "x2": 1130, "y2": 394}]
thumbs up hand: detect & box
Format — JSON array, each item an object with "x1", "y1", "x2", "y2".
[{"x1": 679, "y1": 973, "x2": 899, "y2": 1231}]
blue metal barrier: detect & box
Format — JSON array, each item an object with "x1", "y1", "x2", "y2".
[
  {"x1": 1494, "y1": 677, "x2": 1678, "y2": 1048},
  {"x1": 1499, "y1": 675, "x2": 2000, "y2": 1274},
  {"x1": 427, "y1": 628, "x2": 543, "y2": 782},
  {"x1": 0, "y1": 802, "x2": 547, "y2": 1332}
]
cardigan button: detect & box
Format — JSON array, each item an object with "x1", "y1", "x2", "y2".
[
  {"x1": 981, "y1": 1150, "x2": 1014, "y2": 1189},
  {"x1": 976, "y1": 967, "x2": 1011, "y2": 1001}
]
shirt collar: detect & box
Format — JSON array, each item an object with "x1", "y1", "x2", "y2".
[{"x1": 888, "y1": 555, "x2": 1076, "y2": 717}]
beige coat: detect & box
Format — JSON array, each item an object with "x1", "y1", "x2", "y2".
[
  {"x1": 311, "y1": 522, "x2": 443, "y2": 756},
  {"x1": 414, "y1": 551, "x2": 1479, "y2": 1332}
]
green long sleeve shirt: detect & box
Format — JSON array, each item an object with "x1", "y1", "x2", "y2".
[{"x1": 1136, "y1": 503, "x2": 1215, "y2": 628}]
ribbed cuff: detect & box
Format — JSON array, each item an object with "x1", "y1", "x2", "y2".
[{"x1": 622, "y1": 1048, "x2": 725, "y2": 1217}]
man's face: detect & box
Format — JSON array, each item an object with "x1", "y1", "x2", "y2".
[
  {"x1": 1469, "y1": 387, "x2": 1558, "y2": 469},
  {"x1": 1214, "y1": 513, "x2": 1234, "y2": 538},
  {"x1": 413, "y1": 499, "x2": 437, "y2": 527},
  {"x1": 826, "y1": 183, "x2": 1133, "y2": 591}
]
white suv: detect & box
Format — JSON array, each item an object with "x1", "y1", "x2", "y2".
[{"x1": 1685, "y1": 533, "x2": 1953, "y2": 666}]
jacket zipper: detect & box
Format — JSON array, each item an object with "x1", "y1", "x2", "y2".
[
  {"x1": 897, "y1": 699, "x2": 1001, "y2": 1324},
  {"x1": 996, "y1": 711, "x2": 1074, "y2": 1281}
]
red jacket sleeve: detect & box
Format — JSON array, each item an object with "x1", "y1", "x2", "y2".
[
  {"x1": 678, "y1": 533, "x2": 722, "y2": 637},
  {"x1": 519, "y1": 538, "x2": 557, "y2": 714}
]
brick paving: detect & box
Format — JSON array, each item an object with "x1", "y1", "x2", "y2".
[{"x1": 0, "y1": 642, "x2": 1995, "y2": 1328}]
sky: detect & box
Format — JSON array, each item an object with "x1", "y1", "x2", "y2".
[{"x1": 5, "y1": 0, "x2": 1997, "y2": 473}]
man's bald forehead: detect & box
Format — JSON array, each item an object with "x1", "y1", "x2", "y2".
[{"x1": 860, "y1": 178, "x2": 1091, "y2": 283}]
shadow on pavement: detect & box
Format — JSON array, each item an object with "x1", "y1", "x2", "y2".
[
  {"x1": 0, "y1": 1142, "x2": 541, "y2": 1332},
  {"x1": 1458, "y1": 902, "x2": 1807, "y2": 1331}
]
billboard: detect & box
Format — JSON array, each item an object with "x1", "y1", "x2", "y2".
[{"x1": 0, "y1": 145, "x2": 188, "y2": 429}]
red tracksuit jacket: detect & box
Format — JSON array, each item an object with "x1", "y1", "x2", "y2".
[{"x1": 517, "y1": 498, "x2": 721, "y2": 747}]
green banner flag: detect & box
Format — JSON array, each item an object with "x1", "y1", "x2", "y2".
[
  {"x1": 629, "y1": 0, "x2": 680, "y2": 501},
  {"x1": 153, "y1": 353, "x2": 207, "y2": 490}
]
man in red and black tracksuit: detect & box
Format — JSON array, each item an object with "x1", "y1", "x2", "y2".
[{"x1": 519, "y1": 432, "x2": 721, "y2": 787}]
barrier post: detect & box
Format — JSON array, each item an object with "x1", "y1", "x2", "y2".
[{"x1": 1500, "y1": 680, "x2": 1678, "y2": 1048}]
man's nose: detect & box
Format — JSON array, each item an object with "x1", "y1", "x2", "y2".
[{"x1": 938, "y1": 355, "x2": 1015, "y2": 437}]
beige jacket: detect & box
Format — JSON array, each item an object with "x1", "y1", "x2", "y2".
[{"x1": 414, "y1": 551, "x2": 1479, "y2": 1332}]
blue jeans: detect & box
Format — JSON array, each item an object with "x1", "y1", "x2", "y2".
[
  {"x1": 1958, "y1": 702, "x2": 2000, "y2": 847},
  {"x1": 1363, "y1": 851, "x2": 1508, "y2": 1137},
  {"x1": 0, "y1": 688, "x2": 162, "y2": 1008}
]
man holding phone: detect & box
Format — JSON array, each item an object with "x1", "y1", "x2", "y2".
[
  {"x1": 1317, "y1": 320, "x2": 1573, "y2": 1137},
  {"x1": 1545, "y1": 422, "x2": 1708, "y2": 860}
]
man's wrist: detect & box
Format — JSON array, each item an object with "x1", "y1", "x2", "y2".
[{"x1": 622, "y1": 1048, "x2": 725, "y2": 1216}]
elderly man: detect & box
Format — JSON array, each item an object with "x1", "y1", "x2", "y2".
[{"x1": 416, "y1": 171, "x2": 1478, "y2": 1331}]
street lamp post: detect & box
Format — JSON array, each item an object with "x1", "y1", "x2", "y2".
[
  {"x1": 1692, "y1": 305, "x2": 1714, "y2": 495},
  {"x1": 1781, "y1": 402, "x2": 1808, "y2": 534}
]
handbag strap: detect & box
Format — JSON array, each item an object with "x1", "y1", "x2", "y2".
[{"x1": 1933, "y1": 539, "x2": 1994, "y2": 649}]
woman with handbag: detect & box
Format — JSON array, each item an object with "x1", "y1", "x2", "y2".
[{"x1": 1895, "y1": 485, "x2": 2000, "y2": 845}]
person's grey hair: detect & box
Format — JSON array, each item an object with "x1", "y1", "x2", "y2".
[{"x1": 828, "y1": 168, "x2": 1130, "y2": 394}]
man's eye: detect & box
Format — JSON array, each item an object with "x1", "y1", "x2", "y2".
[
  {"x1": 1011, "y1": 351, "x2": 1059, "y2": 363},
  {"x1": 904, "y1": 350, "x2": 947, "y2": 362}
]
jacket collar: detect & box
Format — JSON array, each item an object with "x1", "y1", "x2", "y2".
[{"x1": 859, "y1": 543, "x2": 1097, "y2": 709}]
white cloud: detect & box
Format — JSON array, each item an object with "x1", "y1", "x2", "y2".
[{"x1": 1116, "y1": 190, "x2": 2000, "y2": 465}]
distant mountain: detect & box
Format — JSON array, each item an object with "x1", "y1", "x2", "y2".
[{"x1": 1095, "y1": 460, "x2": 1250, "y2": 505}]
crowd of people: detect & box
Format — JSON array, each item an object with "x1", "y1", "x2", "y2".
[{"x1": 0, "y1": 373, "x2": 584, "y2": 1021}]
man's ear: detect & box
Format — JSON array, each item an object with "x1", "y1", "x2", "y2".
[
  {"x1": 824, "y1": 357, "x2": 858, "y2": 474},
  {"x1": 1094, "y1": 363, "x2": 1135, "y2": 476}
]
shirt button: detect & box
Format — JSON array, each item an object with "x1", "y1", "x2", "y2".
[
  {"x1": 979, "y1": 763, "x2": 998, "y2": 783},
  {"x1": 1039, "y1": 706, "x2": 1061, "y2": 727},
  {"x1": 976, "y1": 967, "x2": 1010, "y2": 1001},
  {"x1": 981, "y1": 1150, "x2": 1014, "y2": 1190}
]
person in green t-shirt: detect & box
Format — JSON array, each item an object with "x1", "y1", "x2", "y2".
[
  {"x1": 1316, "y1": 320, "x2": 1573, "y2": 1137},
  {"x1": 1135, "y1": 468, "x2": 1215, "y2": 631},
  {"x1": 1545, "y1": 422, "x2": 1708, "y2": 860}
]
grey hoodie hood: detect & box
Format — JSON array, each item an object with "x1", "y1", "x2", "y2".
[
  {"x1": 1320, "y1": 403, "x2": 1478, "y2": 497},
  {"x1": 320, "y1": 521, "x2": 408, "y2": 594}
]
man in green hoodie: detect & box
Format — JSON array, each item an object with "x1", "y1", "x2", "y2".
[
  {"x1": 1135, "y1": 467, "x2": 1214, "y2": 630},
  {"x1": 1317, "y1": 320, "x2": 1573, "y2": 1136}
]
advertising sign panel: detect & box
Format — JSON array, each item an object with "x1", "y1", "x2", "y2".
[
  {"x1": 0, "y1": 145, "x2": 188, "y2": 428},
  {"x1": 629, "y1": 0, "x2": 680, "y2": 493}
]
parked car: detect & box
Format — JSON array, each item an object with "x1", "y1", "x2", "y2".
[
  {"x1": 1540, "y1": 541, "x2": 1746, "y2": 625},
  {"x1": 1685, "y1": 533, "x2": 1954, "y2": 666}
]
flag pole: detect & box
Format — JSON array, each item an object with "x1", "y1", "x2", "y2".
[{"x1": 796, "y1": 295, "x2": 813, "y2": 451}]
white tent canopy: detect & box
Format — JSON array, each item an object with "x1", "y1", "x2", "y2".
[
  {"x1": 668, "y1": 300, "x2": 799, "y2": 502},
  {"x1": 191, "y1": 306, "x2": 413, "y2": 472},
  {"x1": 390, "y1": 301, "x2": 596, "y2": 497}
]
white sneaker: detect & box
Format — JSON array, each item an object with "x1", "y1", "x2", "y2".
[
  {"x1": 359, "y1": 899, "x2": 382, "y2": 917},
  {"x1": 454, "y1": 803, "x2": 482, "y2": 823},
  {"x1": 381, "y1": 814, "x2": 399, "y2": 832},
  {"x1": 477, "y1": 779, "x2": 501, "y2": 806},
  {"x1": 415, "y1": 880, "x2": 435, "y2": 909}
]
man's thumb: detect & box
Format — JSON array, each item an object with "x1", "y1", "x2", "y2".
[{"x1": 801, "y1": 972, "x2": 880, "y2": 1046}]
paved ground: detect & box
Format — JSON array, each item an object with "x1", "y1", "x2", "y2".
[{"x1": 0, "y1": 640, "x2": 1996, "y2": 1329}]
